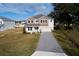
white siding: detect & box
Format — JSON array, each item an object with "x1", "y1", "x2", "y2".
[
  {"x1": 0, "y1": 20, "x2": 15, "y2": 31},
  {"x1": 39, "y1": 26, "x2": 51, "y2": 32},
  {"x1": 48, "y1": 19, "x2": 54, "y2": 30}
]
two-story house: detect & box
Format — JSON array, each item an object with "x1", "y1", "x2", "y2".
[{"x1": 25, "y1": 14, "x2": 54, "y2": 33}]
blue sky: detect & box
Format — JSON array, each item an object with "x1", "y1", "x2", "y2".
[{"x1": 0, "y1": 3, "x2": 53, "y2": 21}]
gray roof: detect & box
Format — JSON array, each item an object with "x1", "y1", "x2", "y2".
[
  {"x1": 28, "y1": 14, "x2": 47, "y2": 20},
  {"x1": 0, "y1": 17, "x2": 15, "y2": 22},
  {"x1": 27, "y1": 14, "x2": 53, "y2": 21},
  {"x1": 31, "y1": 14, "x2": 44, "y2": 19}
]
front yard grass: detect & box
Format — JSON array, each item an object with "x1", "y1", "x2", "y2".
[
  {"x1": 53, "y1": 30, "x2": 79, "y2": 56},
  {"x1": 0, "y1": 28, "x2": 40, "y2": 56}
]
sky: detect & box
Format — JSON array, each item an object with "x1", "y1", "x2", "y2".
[{"x1": 0, "y1": 3, "x2": 53, "y2": 21}]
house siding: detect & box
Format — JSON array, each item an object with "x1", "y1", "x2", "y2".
[{"x1": 0, "y1": 20, "x2": 15, "y2": 31}]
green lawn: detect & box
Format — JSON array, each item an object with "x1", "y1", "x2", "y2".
[
  {"x1": 0, "y1": 28, "x2": 40, "y2": 56},
  {"x1": 53, "y1": 30, "x2": 79, "y2": 56}
]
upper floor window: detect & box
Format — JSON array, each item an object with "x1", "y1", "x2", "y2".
[
  {"x1": 36, "y1": 20, "x2": 39, "y2": 23},
  {"x1": 46, "y1": 20, "x2": 47, "y2": 23},
  {"x1": 43, "y1": 20, "x2": 45, "y2": 23},
  {"x1": 31, "y1": 20, "x2": 33, "y2": 23},
  {"x1": 42, "y1": 20, "x2": 47, "y2": 23},
  {"x1": 41, "y1": 20, "x2": 47, "y2": 23},
  {"x1": 41, "y1": 20, "x2": 43, "y2": 23},
  {"x1": 28, "y1": 20, "x2": 34, "y2": 23},
  {"x1": 41, "y1": 20, "x2": 42, "y2": 23},
  {"x1": 28, "y1": 20, "x2": 30, "y2": 23}
]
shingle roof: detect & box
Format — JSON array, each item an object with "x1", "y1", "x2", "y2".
[
  {"x1": 32, "y1": 14, "x2": 44, "y2": 19},
  {"x1": 28, "y1": 14, "x2": 46, "y2": 20},
  {"x1": 0, "y1": 17, "x2": 15, "y2": 22},
  {"x1": 27, "y1": 14, "x2": 53, "y2": 20}
]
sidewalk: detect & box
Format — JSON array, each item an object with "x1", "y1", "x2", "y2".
[{"x1": 32, "y1": 51, "x2": 66, "y2": 56}]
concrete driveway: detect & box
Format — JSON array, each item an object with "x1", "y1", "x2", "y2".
[{"x1": 32, "y1": 32, "x2": 67, "y2": 56}]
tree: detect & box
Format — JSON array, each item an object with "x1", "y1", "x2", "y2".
[{"x1": 48, "y1": 3, "x2": 79, "y2": 30}]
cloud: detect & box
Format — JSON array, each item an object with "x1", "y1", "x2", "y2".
[
  {"x1": 0, "y1": 3, "x2": 52, "y2": 15},
  {"x1": 0, "y1": 3, "x2": 53, "y2": 20},
  {"x1": 34, "y1": 6, "x2": 46, "y2": 11},
  {"x1": 0, "y1": 4, "x2": 33, "y2": 15}
]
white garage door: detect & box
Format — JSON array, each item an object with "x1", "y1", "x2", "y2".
[{"x1": 40, "y1": 26, "x2": 51, "y2": 32}]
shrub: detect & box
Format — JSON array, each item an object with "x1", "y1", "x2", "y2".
[{"x1": 23, "y1": 27, "x2": 26, "y2": 34}]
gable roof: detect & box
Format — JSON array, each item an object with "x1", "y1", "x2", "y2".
[
  {"x1": 27, "y1": 14, "x2": 53, "y2": 21},
  {"x1": 31, "y1": 14, "x2": 44, "y2": 19},
  {"x1": 0, "y1": 17, "x2": 15, "y2": 22},
  {"x1": 28, "y1": 14, "x2": 47, "y2": 20}
]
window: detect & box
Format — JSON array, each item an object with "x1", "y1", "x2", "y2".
[
  {"x1": 46, "y1": 20, "x2": 47, "y2": 23},
  {"x1": 28, "y1": 27, "x2": 32, "y2": 31},
  {"x1": 41, "y1": 20, "x2": 42, "y2": 23},
  {"x1": 36, "y1": 20, "x2": 39, "y2": 23},
  {"x1": 42, "y1": 20, "x2": 47, "y2": 23},
  {"x1": 31, "y1": 20, "x2": 33, "y2": 23},
  {"x1": 28, "y1": 21, "x2": 30, "y2": 23},
  {"x1": 43, "y1": 20, "x2": 45, "y2": 23},
  {"x1": 41, "y1": 20, "x2": 47, "y2": 23},
  {"x1": 34, "y1": 27, "x2": 39, "y2": 30}
]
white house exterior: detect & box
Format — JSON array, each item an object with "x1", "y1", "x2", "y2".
[
  {"x1": 25, "y1": 14, "x2": 54, "y2": 33},
  {"x1": 0, "y1": 17, "x2": 15, "y2": 31}
]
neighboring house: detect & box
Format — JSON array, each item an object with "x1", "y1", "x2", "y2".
[
  {"x1": 25, "y1": 14, "x2": 54, "y2": 33},
  {"x1": 15, "y1": 20, "x2": 25, "y2": 28},
  {"x1": 0, "y1": 17, "x2": 15, "y2": 31}
]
